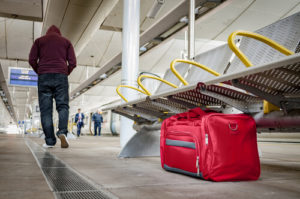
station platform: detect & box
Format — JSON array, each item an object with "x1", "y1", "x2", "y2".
[{"x1": 1, "y1": 134, "x2": 300, "y2": 199}]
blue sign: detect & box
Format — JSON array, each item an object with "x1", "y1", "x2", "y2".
[{"x1": 9, "y1": 67, "x2": 37, "y2": 87}]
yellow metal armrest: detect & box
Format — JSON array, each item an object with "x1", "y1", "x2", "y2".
[
  {"x1": 170, "y1": 59, "x2": 221, "y2": 86},
  {"x1": 228, "y1": 30, "x2": 294, "y2": 67},
  {"x1": 137, "y1": 74, "x2": 178, "y2": 95},
  {"x1": 116, "y1": 85, "x2": 149, "y2": 102},
  {"x1": 228, "y1": 30, "x2": 293, "y2": 113}
]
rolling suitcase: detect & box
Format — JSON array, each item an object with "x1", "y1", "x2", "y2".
[{"x1": 160, "y1": 107, "x2": 260, "y2": 181}]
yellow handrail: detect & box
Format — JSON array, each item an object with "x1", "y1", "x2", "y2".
[
  {"x1": 228, "y1": 30, "x2": 294, "y2": 67},
  {"x1": 137, "y1": 75, "x2": 178, "y2": 95},
  {"x1": 228, "y1": 30, "x2": 293, "y2": 113},
  {"x1": 116, "y1": 85, "x2": 149, "y2": 102},
  {"x1": 170, "y1": 59, "x2": 221, "y2": 86}
]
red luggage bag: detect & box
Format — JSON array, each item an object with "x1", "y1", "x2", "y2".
[{"x1": 160, "y1": 108, "x2": 260, "y2": 181}]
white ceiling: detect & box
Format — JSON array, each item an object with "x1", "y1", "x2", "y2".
[
  {"x1": 175, "y1": 0, "x2": 300, "y2": 41},
  {"x1": 101, "y1": 0, "x2": 184, "y2": 32},
  {"x1": 76, "y1": 30, "x2": 122, "y2": 66},
  {"x1": 0, "y1": 0, "x2": 42, "y2": 21},
  {"x1": 0, "y1": 18, "x2": 42, "y2": 60},
  {"x1": 0, "y1": 0, "x2": 300, "y2": 127}
]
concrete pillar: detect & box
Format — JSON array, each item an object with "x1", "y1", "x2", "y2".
[{"x1": 120, "y1": 0, "x2": 140, "y2": 147}]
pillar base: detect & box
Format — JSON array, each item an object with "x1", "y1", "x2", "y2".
[{"x1": 119, "y1": 123, "x2": 161, "y2": 158}]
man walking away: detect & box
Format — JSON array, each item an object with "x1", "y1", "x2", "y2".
[
  {"x1": 92, "y1": 109, "x2": 103, "y2": 136},
  {"x1": 29, "y1": 25, "x2": 76, "y2": 148},
  {"x1": 75, "y1": 108, "x2": 85, "y2": 137}
]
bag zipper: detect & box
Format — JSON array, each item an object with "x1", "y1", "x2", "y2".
[
  {"x1": 167, "y1": 131, "x2": 201, "y2": 176},
  {"x1": 196, "y1": 156, "x2": 200, "y2": 175}
]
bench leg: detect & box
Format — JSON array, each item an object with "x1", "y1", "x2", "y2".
[{"x1": 119, "y1": 124, "x2": 161, "y2": 158}]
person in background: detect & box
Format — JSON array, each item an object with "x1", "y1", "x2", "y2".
[
  {"x1": 92, "y1": 109, "x2": 103, "y2": 136},
  {"x1": 29, "y1": 25, "x2": 77, "y2": 148},
  {"x1": 75, "y1": 108, "x2": 85, "y2": 137}
]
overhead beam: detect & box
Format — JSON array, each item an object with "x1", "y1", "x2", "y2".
[
  {"x1": 0, "y1": 0, "x2": 43, "y2": 22},
  {"x1": 0, "y1": 12, "x2": 42, "y2": 22}
]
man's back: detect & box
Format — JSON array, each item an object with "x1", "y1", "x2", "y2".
[
  {"x1": 28, "y1": 25, "x2": 76, "y2": 149},
  {"x1": 29, "y1": 25, "x2": 76, "y2": 75}
]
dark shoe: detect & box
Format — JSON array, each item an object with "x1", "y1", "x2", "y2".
[{"x1": 59, "y1": 134, "x2": 69, "y2": 148}]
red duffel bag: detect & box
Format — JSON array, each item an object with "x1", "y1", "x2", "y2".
[{"x1": 160, "y1": 107, "x2": 260, "y2": 181}]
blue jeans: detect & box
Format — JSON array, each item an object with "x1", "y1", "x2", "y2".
[
  {"x1": 94, "y1": 122, "x2": 101, "y2": 136},
  {"x1": 77, "y1": 122, "x2": 84, "y2": 137},
  {"x1": 38, "y1": 73, "x2": 69, "y2": 146}
]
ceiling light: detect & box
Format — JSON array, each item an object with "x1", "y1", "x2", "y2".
[
  {"x1": 140, "y1": 46, "x2": 147, "y2": 52},
  {"x1": 179, "y1": 16, "x2": 188, "y2": 23},
  {"x1": 99, "y1": 74, "x2": 108, "y2": 80},
  {"x1": 147, "y1": 0, "x2": 165, "y2": 19},
  {"x1": 92, "y1": 80, "x2": 100, "y2": 85},
  {"x1": 195, "y1": 6, "x2": 209, "y2": 15}
]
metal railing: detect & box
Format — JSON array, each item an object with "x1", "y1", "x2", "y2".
[{"x1": 228, "y1": 30, "x2": 294, "y2": 67}]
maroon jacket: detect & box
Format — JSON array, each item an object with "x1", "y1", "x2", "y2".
[{"x1": 29, "y1": 25, "x2": 76, "y2": 75}]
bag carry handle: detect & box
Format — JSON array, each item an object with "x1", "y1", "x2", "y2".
[
  {"x1": 171, "y1": 107, "x2": 210, "y2": 121},
  {"x1": 173, "y1": 108, "x2": 206, "y2": 120},
  {"x1": 188, "y1": 108, "x2": 207, "y2": 117},
  {"x1": 187, "y1": 107, "x2": 217, "y2": 120}
]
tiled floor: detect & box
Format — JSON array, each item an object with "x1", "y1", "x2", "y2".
[
  {"x1": 31, "y1": 134, "x2": 300, "y2": 199},
  {"x1": 0, "y1": 134, "x2": 54, "y2": 199},
  {"x1": 1, "y1": 133, "x2": 300, "y2": 199}
]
